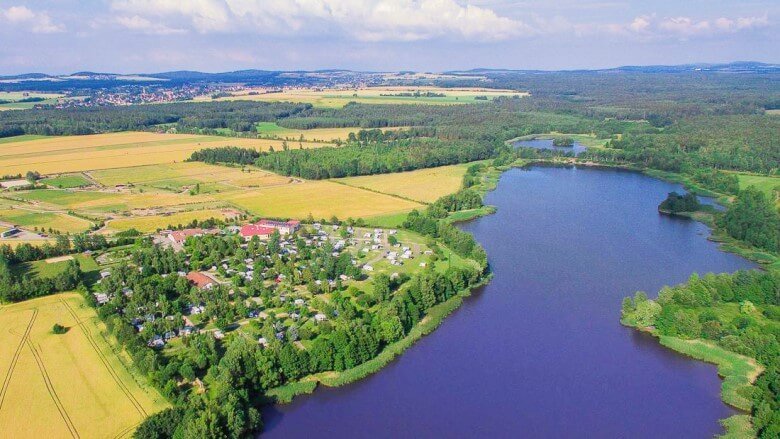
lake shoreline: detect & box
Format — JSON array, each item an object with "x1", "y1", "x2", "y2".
[{"x1": 263, "y1": 160, "x2": 764, "y2": 436}]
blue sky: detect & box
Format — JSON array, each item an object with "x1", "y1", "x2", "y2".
[{"x1": 0, "y1": 0, "x2": 777, "y2": 74}]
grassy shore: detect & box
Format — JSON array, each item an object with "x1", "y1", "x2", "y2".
[{"x1": 621, "y1": 318, "x2": 763, "y2": 438}]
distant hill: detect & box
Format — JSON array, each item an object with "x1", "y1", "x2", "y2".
[{"x1": 0, "y1": 62, "x2": 776, "y2": 92}]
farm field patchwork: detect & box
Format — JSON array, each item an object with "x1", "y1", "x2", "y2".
[
  {"x1": 254, "y1": 122, "x2": 409, "y2": 142},
  {"x1": 335, "y1": 164, "x2": 468, "y2": 203},
  {"x1": 200, "y1": 86, "x2": 526, "y2": 108},
  {"x1": 90, "y1": 162, "x2": 292, "y2": 189},
  {"x1": 107, "y1": 208, "x2": 240, "y2": 232},
  {"x1": 220, "y1": 180, "x2": 423, "y2": 219},
  {"x1": 0, "y1": 92, "x2": 64, "y2": 110},
  {"x1": 0, "y1": 208, "x2": 93, "y2": 233},
  {"x1": 0, "y1": 293, "x2": 169, "y2": 438},
  {"x1": 42, "y1": 173, "x2": 93, "y2": 188},
  {"x1": 0, "y1": 132, "x2": 332, "y2": 175}
]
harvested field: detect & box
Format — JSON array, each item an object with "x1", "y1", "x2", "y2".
[
  {"x1": 0, "y1": 293, "x2": 168, "y2": 438},
  {"x1": 335, "y1": 164, "x2": 468, "y2": 203}
]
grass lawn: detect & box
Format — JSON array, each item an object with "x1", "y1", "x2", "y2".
[
  {"x1": 363, "y1": 212, "x2": 410, "y2": 228},
  {"x1": 42, "y1": 173, "x2": 93, "y2": 189},
  {"x1": 734, "y1": 173, "x2": 780, "y2": 204},
  {"x1": 13, "y1": 254, "x2": 99, "y2": 279},
  {"x1": 0, "y1": 293, "x2": 169, "y2": 438}
]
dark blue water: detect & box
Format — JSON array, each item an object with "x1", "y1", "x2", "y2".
[
  {"x1": 514, "y1": 138, "x2": 588, "y2": 155},
  {"x1": 264, "y1": 166, "x2": 755, "y2": 438}
]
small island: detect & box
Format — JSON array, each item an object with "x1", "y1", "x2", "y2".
[
  {"x1": 658, "y1": 191, "x2": 701, "y2": 215},
  {"x1": 552, "y1": 137, "x2": 575, "y2": 147}
]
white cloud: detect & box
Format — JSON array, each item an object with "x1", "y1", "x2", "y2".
[
  {"x1": 115, "y1": 15, "x2": 187, "y2": 35},
  {"x1": 1, "y1": 5, "x2": 65, "y2": 33},
  {"x1": 577, "y1": 13, "x2": 772, "y2": 40},
  {"x1": 111, "y1": 0, "x2": 532, "y2": 41}
]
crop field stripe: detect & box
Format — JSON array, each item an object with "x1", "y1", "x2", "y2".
[
  {"x1": 113, "y1": 421, "x2": 142, "y2": 439},
  {"x1": 25, "y1": 336, "x2": 80, "y2": 439},
  {"x1": 0, "y1": 309, "x2": 38, "y2": 411},
  {"x1": 60, "y1": 298, "x2": 148, "y2": 417}
]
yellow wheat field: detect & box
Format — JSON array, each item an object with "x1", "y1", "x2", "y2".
[
  {"x1": 0, "y1": 293, "x2": 168, "y2": 438},
  {"x1": 199, "y1": 86, "x2": 526, "y2": 108},
  {"x1": 107, "y1": 208, "x2": 240, "y2": 232},
  {"x1": 0, "y1": 132, "x2": 332, "y2": 175},
  {"x1": 90, "y1": 162, "x2": 292, "y2": 189},
  {"x1": 0, "y1": 208, "x2": 94, "y2": 234},
  {"x1": 220, "y1": 180, "x2": 423, "y2": 219},
  {"x1": 335, "y1": 164, "x2": 468, "y2": 203}
]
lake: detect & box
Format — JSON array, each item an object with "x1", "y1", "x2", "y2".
[
  {"x1": 263, "y1": 165, "x2": 755, "y2": 438},
  {"x1": 513, "y1": 138, "x2": 588, "y2": 155}
]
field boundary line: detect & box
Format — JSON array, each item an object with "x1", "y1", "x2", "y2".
[
  {"x1": 328, "y1": 179, "x2": 430, "y2": 205},
  {"x1": 60, "y1": 298, "x2": 148, "y2": 417},
  {"x1": 25, "y1": 337, "x2": 80, "y2": 438},
  {"x1": 0, "y1": 308, "x2": 38, "y2": 411}
]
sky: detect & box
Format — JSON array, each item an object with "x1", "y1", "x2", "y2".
[{"x1": 0, "y1": 0, "x2": 778, "y2": 74}]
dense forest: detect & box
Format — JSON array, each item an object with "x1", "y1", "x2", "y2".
[{"x1": 621, "y1": 270, "x2": 780, "y2": 438}]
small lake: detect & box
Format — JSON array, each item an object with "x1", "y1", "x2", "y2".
[
  {"x1": 264, "y1": 165, "x2": 755, "y2": 438},
  {"x1": 514, "y1": 138, "x2": 588, "y2": 155}
]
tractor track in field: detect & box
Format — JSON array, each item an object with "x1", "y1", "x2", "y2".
[
  {"x1": 60, "y1": 298, "x2": 148, "y2": 418},
  {"x1": 0, "y1": 308, "x2": 37, "y2": 412},
  {"x1": 26, "y1": 336, "x2": 80, "y2": 438}
]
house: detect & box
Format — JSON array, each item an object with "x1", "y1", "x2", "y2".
[
  {"x1": 239, "y1": 224, "x2": 276, "y2": 240},
  {"x1": 93, "y1": 292, "x2": 109, "y2": 305},
  {"x1": 363, "y1": 264, "x2": 374, "y2": 271},
  {"x1": 99, "y1": 270, "x2": 111, "y2": 279},
  {"x1": 256, "y1": 219, "x2": 301, "y2": 235},
  {"x1": 294, "y1": 298, "x2": 305, "y2": 306},
  {"x1": 148, "y1": 336, "x2": 165, "y2": 348},
  {"x1": 258, "y1": 337, "x2": 269, "y2": 347},
  {"x1": 213, "y1": 330, "x2": 225, "y2": 339},
  {"x1": 314, "y1": 313, "x2": 327, "y2": 322},
  {"x1": 168, "y1": 228, "x2": 203, "y2": 244},
  {"x1": 186, "y1": 271, "x2": 217, "y2": 289}
]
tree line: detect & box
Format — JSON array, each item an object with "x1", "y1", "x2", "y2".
[{"x1": 621, "y1": 270, "x2": 780, "y2": 438}]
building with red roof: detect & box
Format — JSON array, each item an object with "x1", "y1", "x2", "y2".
[
  {"x1": 255, "y1": 219, "x2": 301, "y2": 235},
  {"x1": 168, "y1": 228, "x2": 204, "y2": 244},
  {"x1": 186, "y1": 271, "x2": 217, "y2": 289},
  {"x1": 239, "y1": 224, "x2": 276, "y2": 240}
]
